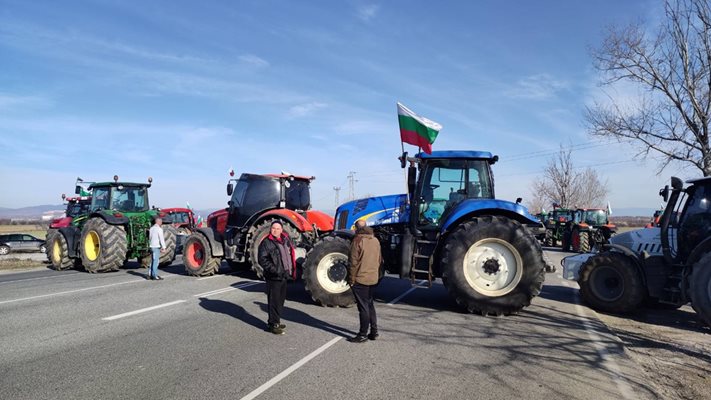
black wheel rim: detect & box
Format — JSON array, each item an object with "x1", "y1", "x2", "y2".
[{"x1": 590, "y1": 265, "x2": 624, "y2": 302}]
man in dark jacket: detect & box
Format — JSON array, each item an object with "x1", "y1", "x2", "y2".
[
  {"x1": 347, "y1": 220, "x2": 382, "y2": 343},
  {"x1": 258, "y1": 221, "x2": 296, "y2": 335}
]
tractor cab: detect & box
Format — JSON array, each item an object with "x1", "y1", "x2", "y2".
[
  {"x1": 412, "y1": 152, "x2": 495, "y2": 227},
  {"x1": 574, "y1": 209, "x2": 609, "y2": 226},
  {"x1": 86, "y1": 183, "x2": 150, "y2": 213},
  {"x1": 659, "y1": 176, "x2": 711, "y2": 263},
  {"x1": 226, "y1": 173, "x2": 314, "y2": 229}
]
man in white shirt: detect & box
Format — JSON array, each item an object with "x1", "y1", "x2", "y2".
[{"x1": 148, "y1": 217, "x2": 166, "y2": 280}]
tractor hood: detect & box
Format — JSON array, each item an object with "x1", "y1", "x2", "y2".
[
  {"x1": 334, "y1": 194, "x2": 408, "y2": 230},
  {"x1": 609, "y1": 227, "x2": 669, "y2": 257}
]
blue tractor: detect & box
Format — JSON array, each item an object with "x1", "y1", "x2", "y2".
[{"x1": 302, "y1": 151, "x2": 548, "y2": 315}]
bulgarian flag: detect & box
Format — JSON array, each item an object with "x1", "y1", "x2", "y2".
[{"x1": 397, "y1": 102, "x2": 442, "y2": 154}]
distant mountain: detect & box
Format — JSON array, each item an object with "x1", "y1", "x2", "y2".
[
  {"x1": 611, "y1": 207, "x2": 657, "y2": 217},
  {"x1": 0, "y1": 205, "x2": 64, "y2": 218}
]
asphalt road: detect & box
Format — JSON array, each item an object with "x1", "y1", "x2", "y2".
[{"x1": 0, "y1": 250, "x2": 662, "y2": 400}]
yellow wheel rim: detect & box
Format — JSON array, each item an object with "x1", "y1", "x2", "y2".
[
  {"x1": 52, "y1": 240, "x2": 61, "y2": 263},
  {"x1": 84, "y1": 231, "x2": 100, "y2": 261}
]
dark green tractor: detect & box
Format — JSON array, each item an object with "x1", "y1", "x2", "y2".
[
  {"x1": 542, "y1": 208, "x2": 573, "y2": 247},
  {"x1": 49, "y1": 176, "x2": 176, "y2": 273}
]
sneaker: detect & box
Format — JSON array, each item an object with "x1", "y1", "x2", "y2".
[
  {"x1": 155, "y1": 276, "x2": 164, "y2": 280},
  {"x1": 268, "y1": 325, "x2": 285, "y2": 335},
  {"x1": 367, "y1": 332, "x2": 379, "y2": 340},
  {"x1": 347, "y1": 335, "x2": 368, "y2": 343},
  {"x1": 278, "y1": 324, "x2": 286, "y2": 329}
]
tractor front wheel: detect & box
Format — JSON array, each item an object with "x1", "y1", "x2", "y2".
[
  {"x1": 182, "y1": 233, "x2": 220, "y2": 276},
  {"x1": 543, "y1": 229, "x2": 553, "y2": 247},
  {"x1": 578, "y1": 252, "x2": 645, "y2": 313},
  {"x1": 45, "y1": 228, "x2": 57, "y2": 261},
  {"x1": 80, "y1": 218, "x2": 127, "y2": 273},
  {"x1": 159, "y1": 225, "x2": 177, "y2": 267},
  {"x1": 690, "y1": 253, "x2": 711, "y2": 328},
  {"x1": 440, "y1": 216, "x2": 546, "y2": 316},
  {"x1": 579, "y1": 231, "x2": 590, "y2": 253},
  {"x1": 302, "y1": 236, "x2": 355, "y2": 307},
  {"x1": 50, "y1": 233, "x2": 77, "y2": 271}
]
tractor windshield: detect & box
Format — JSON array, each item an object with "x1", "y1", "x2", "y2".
[
  {"x1": 582, "y1": 210, "x2": 607, "y2": 226},
  {"x1": 418, "y1": 159, "x2": 493, "y2": 225},
  {"x1": 110, "y1": 186, "x2": 149, "y2": 212}
]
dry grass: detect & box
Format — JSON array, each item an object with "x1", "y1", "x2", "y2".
[
  {"x1": 0, "y1": 258, "x2": 47, "y2": 271},
  {"x1": 0, "y1": 224, "x2": 48, "y2": 239}
]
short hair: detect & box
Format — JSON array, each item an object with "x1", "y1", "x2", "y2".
[
  {"x1": 270, "y1": 221, "x2": 283, "y2": 228},
  {"x1": 153, "y1": 217, "x2": 162, "y2": 224},
  {"x1": 355, "y1": 220, "x2": 366, "y2": 229}
]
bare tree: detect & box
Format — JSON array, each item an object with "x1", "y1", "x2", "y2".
[
  {"x1": 530, "y1": 147, "x2": 610, "y2": 209},
  {"x1": 585, "y1": 0, "x2": 711, "y2": 176}
]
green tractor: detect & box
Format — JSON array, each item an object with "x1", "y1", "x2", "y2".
[
  {"x1": 542, "y1": 207, "x2": 574, "y2": 247},
  {"x1": 49, "y1": 176, "x2": 177, "y2": 272}
]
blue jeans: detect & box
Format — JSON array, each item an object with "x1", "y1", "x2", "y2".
[{"x1": 150, "y1": 247, "x2": 161, "y2": 278}]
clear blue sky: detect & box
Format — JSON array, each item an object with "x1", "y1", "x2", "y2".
[{"x1": 0, "y1": 0, "x2": 685, "y2": 214}]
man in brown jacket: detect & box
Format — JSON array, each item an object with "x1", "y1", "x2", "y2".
[{"x1": 347, "y1": 220, "x2": 382, "y2": 343}]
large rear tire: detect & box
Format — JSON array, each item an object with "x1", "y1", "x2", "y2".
[
  {"x1": 689, "y1": 253, "x2": 711, "y2": 328},
  {"x1": 578, "y1": 252, "x2": 645, "y2": 313},
  {"x1": 80, "y1": 218, "x2": 127, "y2": 273},
  {"x1": 45, "y1": 228, "x2": 57, "y2": 261},
  {"x1": 248, "y1": 219, "x2": 302, "y2": 279},
  {"x1": 440, "y1": 216, "x2": 546, "y2": 316},
  {"x1": 159, "y1": 225, "x2": 177, "y2": 267},
  {"x1": 302, "y1": 236, "x2": 354, "y2": 307},
  {"x1": 50, "y1": 233, "x2": 77, "y2": 271},
  {"x1": 579, "y1": 231, "x2": 590, "y2": 253},
  {"x1": 182, "y1": 233, "x2": 220, "y2": 276}
]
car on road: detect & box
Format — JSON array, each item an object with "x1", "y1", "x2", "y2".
[{"x1": 0, "y1": 233, "x2": 47, "y2": 255}]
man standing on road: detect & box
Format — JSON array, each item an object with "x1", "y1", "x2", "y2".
[
  {"x1": 148, "y1": 217, "x2": 166, "y2": 280},
  {"x1": 258, "y1": 221, "x2": 296, "y2": 335},
  {"x1": 347, "y1": 219, "x2": 382, "y2": 343}
]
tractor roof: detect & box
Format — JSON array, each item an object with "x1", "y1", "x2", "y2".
[
  {"x1": 262, "y1": 173, "x2": 314, "y2": 181},
  {"x1": 416, "y1": 150, "x2": 494, "y2": 160},
  {"x1": 65, "y1": 196, "x2": 92, "y2": 202},
  {"x1": 686, "y1": 176, "x2": 711, "y2": 185},
  {"x1": 161, "y1": 207, "x2": 192, "y2": 213},
  {"x1": 89, "y1": 182, "x2": 150, "y2": 189}
]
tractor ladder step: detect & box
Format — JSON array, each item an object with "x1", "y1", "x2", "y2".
[{"x1": 410, "y1": 253, "x2": 433, "y2": 288}]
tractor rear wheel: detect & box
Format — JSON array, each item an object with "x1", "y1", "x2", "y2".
[
  {"x1": 183, "y1": 233, "x2": 220, "y2": 276},
  {"x1": 690, "y1": 253, "x2": 711, "y2": 328},
  {"x1": 50, "y1": 233, "x2": 76, "y2": 271},
  {"x1": 440, "y1": 216, "x2": 546, "y2": 316},
  {"x1": 45, "y1": 228, "x2": 57, "y2": 261},
  {"x1": 579, "y1": 231, "x2": 590, "y2": 253},
  {"x1": 578, "y1": 252, "x2": 645, "y2": 313},
  {"x1": 302, "y1": 236, "x2": 355, "y2": 307},
  {"x1": 80, "y1": 218, "x2": 127, "y2": 273},
  {"x1": 248, "y1": 219, "x2": 302, "y2": 279},
  {"x1": 543, "y1": 229, "x2": 553, "y2": 247},
  {"x1": 159, "y1": 225, "x2": 177, "y2": 267}
]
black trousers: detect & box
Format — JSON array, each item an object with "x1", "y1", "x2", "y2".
[
  {"x1": 351, "y1": 283, "x2": 377, "y2": 336},
  {"x1": 266, "y1": 278, "x2": 287, "y2": 326}
]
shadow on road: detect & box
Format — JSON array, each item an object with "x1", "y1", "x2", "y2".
[
  {"x1": 253, "y1": 301, "x2": 355, "y2": 337},
  {"x1": 198, "y1": 297, "x2": 265, "y2": 331}
]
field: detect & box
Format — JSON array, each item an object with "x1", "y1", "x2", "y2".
[{"x1": 0, "y1": 224, "x2": 48, "y2": 239}]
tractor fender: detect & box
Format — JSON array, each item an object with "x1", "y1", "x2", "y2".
[
  {"x1": 441, "y1": 199, "x2": 540, "y2": 234},
  {"x1": 49, "y1": 216, "x2": 73, "y2": 229},
  {"x1": 305, "y1": 210, "x2": 335, "y2": 231},
  {"x1": 193, "y1": 227, "x2": 225, "y2": 257},
  {"x1": 260, "y1": 209, "x2": 312, "y2": 232},
  {"x1": 57, "y1": 226, "x2": 81, "y2": 257},
  {"x1": 685, "y1": 236, "x2": 711, "y2": 267}
]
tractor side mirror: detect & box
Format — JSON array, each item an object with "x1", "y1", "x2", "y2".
[
  {"x1": 659, "y1": 185, "x2": 669, "y2": 202},
  {"x1": 399, "y1": 151, "x2": 408, "y2": 169},
  {"x1": 226, "y1": 183, "x2": 233, "y2": 196},
  {"x1": 75, "y1": 186, "x2": 82, "y2": 195}
]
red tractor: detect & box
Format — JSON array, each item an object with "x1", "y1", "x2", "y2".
[
  {"x1": 562, "y1": 208, "x2": 616, "y2": 253},
  {"x1": 182, "y1": 172, "x2": 334, "y2": 277},
  {"x1": 45, "y1": 194, "x2": 92, "y2": 261},
  {"x1": 161, "y1": 207, "x2": 197, "y2": 234}
]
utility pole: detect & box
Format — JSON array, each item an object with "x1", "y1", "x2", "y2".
[
  {"x1": 333, "y1": 186, "x2": 341, "y2": 208},
  {"x1": 347, "y1": 171, "x2": 358, "y2": 201}
]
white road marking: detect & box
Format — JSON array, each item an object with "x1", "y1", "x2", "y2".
[
  {"x1": 559, "y1": 279, "x2": 636, "y2": 400},
  {"x1": 102, "y1": 300, "x2": 186, "y2": 321},
  {"x1": 197, "y1": 275, "x2": 220, "y2": 280},
  {"x1": 387, "y1": 280, "x2": 427, "y2": 305},
  {"x1": 194, "y1": 281, "x2": 262, "y2": 298},
  {"x1": 239, "y1": 337, "x2": 342, "y2": 400},
  {"x1": 0, "y1": 278, "x2": 144, "y2": 305}
]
